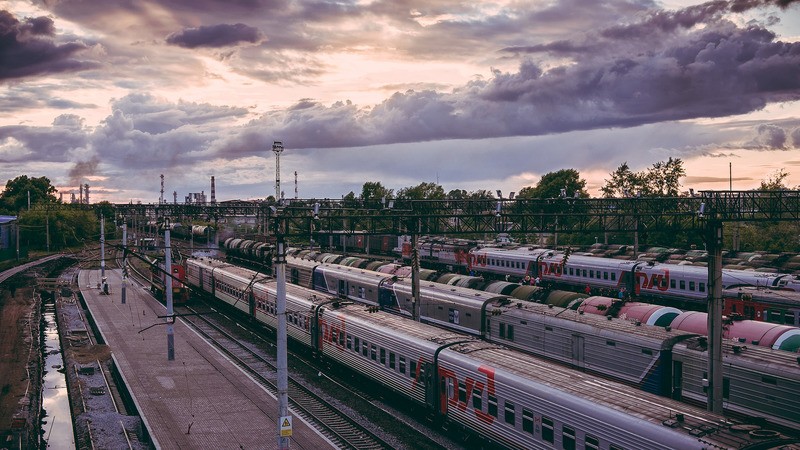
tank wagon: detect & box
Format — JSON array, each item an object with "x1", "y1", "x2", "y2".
[{"x1": 185, "y1": 257, "x2": 798, "y2": 449}]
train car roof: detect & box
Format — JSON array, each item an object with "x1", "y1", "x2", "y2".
[
  {"x1": 674, "y1": 337, "x2": 800, "y2": 379},
  {"x1": 441, "y1": 341, "x2": 792, "y2": 449},
  {"x1": 321, "y1": 302, "x2": 477, "y2": 345},
  {"x1": 490, "y1": 299, "x2": 696, "y2": 348}
]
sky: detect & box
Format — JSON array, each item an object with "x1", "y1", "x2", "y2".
[{"x1": 1, "y1": 0, "x2": 800, "y2": 204}]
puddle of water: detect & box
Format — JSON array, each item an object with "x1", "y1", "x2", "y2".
[{"x1": 41, "y1": 301, "x2": 75, "y2": 450}]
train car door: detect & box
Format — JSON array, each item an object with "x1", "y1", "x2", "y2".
[
  {"x1": 248, "y1": 289, "x2": 255, "y2": 317},
  {"x1": 338, "y1": 279, "x2": 346, "y2": 298},
  {"x1": 424, "y1": 362, "x2": 437, "y2": 412},
  {"x1": 671, "y1": 360, "x2": 683, "y2": 400},
  {"x1": 571, "y1": 334, "x2": 585, "y2": 369}
]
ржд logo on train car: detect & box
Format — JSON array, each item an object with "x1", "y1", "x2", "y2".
[
  {"x1": 538, "y1": 260, "x2": 564, "y2": 277},
  {"x1": 634, "y1": 269, "x2": 670, "y2": 293},
  {"x1": 456, "y1": 251, "x2": 487, "y2": 269},
  {"x1": 319, "y1": 317, "x2": 347, "y2": 351},
  {"x1": 439, "y1": 365, "x2": 496, "y2": 424}
]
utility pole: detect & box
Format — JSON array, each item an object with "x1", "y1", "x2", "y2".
[
  {"x1": 121, "y1": 224, "x2": 127, "y2": 305},
  {"x1": 274, "y1": 218, "x2": 291, "y2": 448},
  {"x1": 706, "y1": 220, "x2": 724, "y2": 414},
  {"x1": 100, "y1": 216, "x2": 105, "y2": 279},
  {"x1": 165, "y1": 229, "x2": 174, "y2": 361}
]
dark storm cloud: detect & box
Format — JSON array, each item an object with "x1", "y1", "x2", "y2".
[
  {"x1": 0, "y1": 10, "x2": 98, "y2": 80},
  {"x1": 746, "y1": 124, "x2": 788, "y2": 149},
  {"x1": 166, "y1": 23, "x2": 264, "y2": 48}
]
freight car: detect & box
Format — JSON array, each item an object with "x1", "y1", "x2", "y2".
[
  {"x1": 284, "y1": 256, "x2": 800, "y2": 429},
  {"x1": 185, "y1": 257, "x2": 796, "y2": 449}
]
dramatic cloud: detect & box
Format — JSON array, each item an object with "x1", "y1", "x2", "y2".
[
  {"x1": 0, "y1": 10, "x2": 98, "y2": 80},
  {"x1": 166, "y1": 23, "x2": 264, "y2": 48}
]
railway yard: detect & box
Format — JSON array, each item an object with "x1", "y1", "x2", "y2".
[{"x1": 2, "y1": 227, "x2": 800, "y2": 449}]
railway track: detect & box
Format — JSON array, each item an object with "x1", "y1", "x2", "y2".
[{"x1": 174, "y1": 301, "x2": 395, "y2": 449}]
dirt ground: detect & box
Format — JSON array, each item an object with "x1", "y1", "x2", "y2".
[{"x1": 0, "y1": 281, "x2": 40, "y2": 447}]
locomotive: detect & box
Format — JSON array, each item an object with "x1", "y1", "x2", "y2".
[{"x1": 185, "y1": 257, "x2": 797, "y2": 449}]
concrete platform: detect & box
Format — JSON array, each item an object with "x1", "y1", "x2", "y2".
[{"x1": 79, "y1": 268, "x2": 335, "y2": 450}]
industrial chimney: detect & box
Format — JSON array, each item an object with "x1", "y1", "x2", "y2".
[
  {"x1": 84, "y1": 183, "x2": 90, "y2": 204},
  {"x1": 211, "y1": 176, "x2": 216, "y2": 204}
]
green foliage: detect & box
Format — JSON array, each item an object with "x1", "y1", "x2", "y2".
[
  {"x1": 601, "y1": 158, "x2": 685, "y2": 198},
  {"x1": 0, "y1": 175, "x2": 59, "y2": 213},
  {"x1": 517, "y1": 169, "x2": 589, "y2": 199},
  {"x1": 17, "y1": 208, "x2": 99, "y2": 250},
  {"x1": 396, "y1": 182, "x2": 446, "y2": 200},
  {"x1": 360, "y1": 182, "x2": 393, "y2": 202}
]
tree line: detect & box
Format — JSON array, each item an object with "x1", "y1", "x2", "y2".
[{"x1": 2, "y1": 160, "x2": 798, "y2": 253}]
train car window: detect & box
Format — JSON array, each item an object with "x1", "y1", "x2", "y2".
[
  {"x1": 562, "y1": 426, "x2": 576, "y2": 450},
  {"x1": 504, "y1": 400, "x2": 515, "y2": 425},
  {"x1": 371, "y1": 344, "x2": 377, "y2": 361},
  {"x1": 522, "y1": 409, "x2": 533, "y2": 434},
  {"x1": 671, "y1": 279, "x2": 676, "y2": 288},
  {"x1": 354, "y1": 337, "x2": 360, "y2": 353},
  {"x1": 410, "y1": 360, "x2": 417, "y2": 378},
  {"x1": 346, "y1": 335, "x2": 352, "y2": 350},
  {"x1": 389, "y1": 352, "x2": 395, "y2": 369},
  {"x1": 472, "y1": 386, "x2": 483, "y2": 410},
  {"x1": 589, "y1": 270, "x2": 594, "y2": 278},
  {"x1": 569, "y1": 268, "x2": 574, "y2": 276},
  {"x1": 507, "y1": 325, "x2": 515, "y2": 341},
  {"x1": 761, "y1": 375, "x2": 777, "y2": 385},
  {"x1": 582, "y1": 269, "x2": 587, "y2": 277},
  {"x1": 699, "y1": 282, "x2": 705, "y2": 292},
  {"x1": 362, "y1": 341, "x2": 369, "y2": 357},
  {"x1": 542, "y1": 416, "x2": 554, "y2": 443},
  {"x1": 603, "y1": 271, "x2": 608, "y2": 280},
  {"x1": 585, "y1": 435, "x2": 600, "y2": 450},
  {"x1": 606, "y1": 340, "x2": 616, "y2": 346},
  {"x1": 359, "y1": 287, "x2": 365, "y2": 299},
  {"x1": 380, "y1": 348, "x2": 386, "y2": 365},
  {"x1": 458, "y1": 382, "x2": 467, "y2": 404},
  {"x1": 488, "y1": 394, "x2": 498, "y2": 418},
  {"x1": 689, "y1": 281, "x2": 695, "y2": 291},
  {"x1": 679, "y1": 280, "x2": 686, "y2": 290},
  {"x1": 641, "y1": 348, "x2": 653, "y2": 355},
  {"x1": 611, "y1": 272, "x2": 616, "y2": 281},
  {"x1": 770, "y1": 311, "x2": 783, "y2": 323},
  {"x1": 499, "y1": 323, "x2": 506, "y2": 338},
  {"x1": 399, "y1": 356, "x2": 406, "y2": 374}
]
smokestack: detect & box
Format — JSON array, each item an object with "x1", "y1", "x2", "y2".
[
  {"x1": 70, "y1": 192, "x2": 76, "y2": 204},
  {"x1": 84, "y1": 183, "x2": 90, "y2": 204},
  {"x1": 173, "y1": 191, "x2": 177, "y2": 204},
  {"x1": 211, "y1": 176, "x2": 216, "y2": 204},
  {"x1": 160, "y1": 174, "x2": 165, "y2": 204},
  {"x1": 79, "y1": 184, "x2": 84, "y2": 204},
  {"x1": 59, "y1": 192, "x2": 63, "y2": 203}
]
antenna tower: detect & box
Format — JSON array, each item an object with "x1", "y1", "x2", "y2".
[
  {"x1": 294, "y1": 171, "x2": 298, "y2": 199},
  {"x1": 272, "y1": 141, "x2": 284, "y2": 200},
  {"x1": 160, "y1": 174, "x2": 165, "y2": 204}
]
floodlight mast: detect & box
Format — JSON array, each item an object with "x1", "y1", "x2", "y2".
[{"x1": 273, "y1": 141, "x2": 284, "y2": 201}]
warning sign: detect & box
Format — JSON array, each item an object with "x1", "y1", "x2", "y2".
[{"x1": 279, "y1": 415, "x2": 293, "y2": 437}]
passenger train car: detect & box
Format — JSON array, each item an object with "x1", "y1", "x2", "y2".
[
  {"x1": 284, "y1": 256, "x2": 800, "y2": 429},
  {"x1": 467, "y1": 247, "x2": 800, "y2": 326},
  {"x1": 185, "y1": 257, "x2": 798, "y2": 449}
]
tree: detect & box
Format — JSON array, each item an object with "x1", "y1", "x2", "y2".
[
  {"x1": 517, "y1": 169, "x2": 589, "y2": 199},
  {"x1": 759, "y1": 168, "x2": 793, "y2": 190},
  {"x1": 360, "y1": 182, "x2": 393, "y2": 202},
  {"x1": 601, "y1": 159, "x2": 685, "y2": 197},
  {"x1": 396, "y1": 182, "x2": 446, "y2": 200},
  {"x1": 0, "y1": 175, "x2": 59, "y2": 213}
]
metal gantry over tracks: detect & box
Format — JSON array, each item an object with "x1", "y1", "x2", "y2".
[{"x1": 112, "y1": 190, "x2": 800, "y2": 417}]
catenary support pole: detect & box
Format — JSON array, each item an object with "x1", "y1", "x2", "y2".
[
  {"x1": 100, "y1": 216, "x2": 105, "y2": 279},
  {"x1": 121, "y1": 224, "x2": 127, "y2": 304},
  {"x1": 275, "y1": 237, "x2": 290, "y2": 448},
  {"x1": 165, "y1": 229, "x2": 174, "y2": 361},
  {"x1": 706, "y1": 221, "x2": 723, "y2": 414}
]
